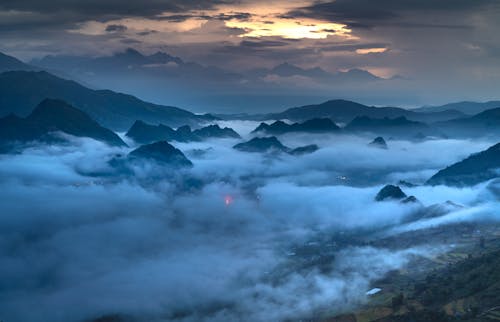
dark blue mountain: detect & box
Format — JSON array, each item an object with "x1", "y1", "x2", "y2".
[
  {"x1": 0, "y1": 70, "x2": 212, "y2": 131},
  {"x1": 427, "y1": 142, "x2": 500, "y2": 186},
  {"x1": 0, "y1": 99, "x2": 126, "y2": 149},
  {"x1": 128, "y1": 141, "x2": 193, "y2": 167},
  {"x1": 263, "y1": 99, "x2": 464, "y2": 124},
  {"x1": 0, "y1": 52, "x2": 37, "y2": 73},
  {"x1": 435, "y1": 107, "x2": 500, "y2": 138},
  {"x1": 126, "y1": 121, "x2": 240, "y2": 144},
  {"x1": 252, "y1": 118, "x2": 340, "y2": 135}
]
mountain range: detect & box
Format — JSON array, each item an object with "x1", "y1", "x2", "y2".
[
  {"x1": 0, "y1": 70, "x2": 212, "y2": 131},
  {"x1": 25, "y1": 48, "x2": 395, "y2": 112},
  {"x1": 252, "y1": 118, "x2": 340, "y2": 135},
  {"x1": 427, "y1": 142, "x2": 500, "y2": 186},
  {"x1": 216, "y1": 99, "x2": 466, "y2": 124},
  {"x1": 233, "y1": 136, "x2": 318, "y2": 156},
  {"x1": 414, "y1": 101, "x2": 500, "y2": 115},
  {"x1": 1, "y1": 50, "x2": 500, "y2": 142},
  {"x1": 0, "y1": 52, "x2": 37, "y2": 73},
  {"x1": 0, "y1": 99, "x2": 126, "y2": 149},
  {"x1": 434, "y1": 107, "x2": 500, "y2": 138},
  {"x1": 126, "y1": 120, "x2": 240, "y2": 144}
]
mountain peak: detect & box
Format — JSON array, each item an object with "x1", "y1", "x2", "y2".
[
  {"x1": 129, "y1": 141, "x2": 193, "y2": 167},
  {"x1": 0, "y1": 51, "x2": 36, "y2": 72},
  {"x1": 0, "y1": 98, "x2": 127, "y2": 147},
  {"x1": 122, "y1": 48, "x2": 143, "y2": 57}
]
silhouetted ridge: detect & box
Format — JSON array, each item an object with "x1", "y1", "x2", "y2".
[
  {"x1": 0, "y1": 52, "x2": 36, "y2": 72},
  {"x1": 427, "y1": 142, "x2": 500, "y2": 186},
  {"x1": 0, "y1": 70, "x2": 210, "y2": 131},
  {"x1": 375, "y1": 185, "x2": 407, "y2": 201},
  {"x1": 435, "y1": 107, "x2": 500, "y2": 138},
  {"x1": 0, "y1": 98, "x2": 126, "y2": 147},
  {"x1": 126, "y1": 121, "x2": 240, "y2": 144},
  {"x1": 252, "y1": 118, "x2": 340, "y2": 135},
  {"x1": 289, "y1": 144, "x2": 319, "y2": 155},
  {"x1": 233, "y1": 137, "x2": 289, "y2": 153},
  {"x1": 126, "y1": 120, "x2": 177, "y2": 144},
  {"x1": 193, "y1": 124, "x2": 240, "y2": 139},
  {"x1": 369, "y1": 136, "x2": 388, "y2": 149},
  {"x1": 129, "y1": 141, "x2": 192, "y2": 167}
]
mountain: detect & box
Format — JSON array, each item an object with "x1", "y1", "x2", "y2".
[
  {"x1": 192, "y1": 124, "x2": 240, "y2": 139},
  {"x1": 125, "y1": 120, "x2": 178, "y2": 144},
  {"x1": 29, "y1": 49, "x2": 409, "y2": 114},
  {"x1": 0, "y1": 70, "x2": 211, "y2": 131},
  {"x1": 126, "y1": 121, "x2": 240, "y2": 144},
  {"x1": 369, "y1": 136, "x2": 388, "y2": 149},
  {"x1": 374, "y1": 184, "x2": 418, "y2": 203},
  {"x1": 0, "y1": 52, "x2": 36, "y2": 73},
  {"x1": 35, "y1": 48, "x2": 183, "y2": 70},
  {"x1": 0, "y1": 99, "x2": 126, "y2": 148},
  {"x1": 233, "y1": 137, "x2": 289, "y2": 153},
  {"x1": 32, "y1": 48, "x2": 233, "y2": 80},
  {"x1": 252, "y1": 118, "x2": 340, "y2": 135},
  {"x1": 233, "y1": 136, "x2": 317, "y2": 156},
  {"x1": 427, "y1": 142, "x2": 500, "y2": 186},
  {"x1": 289, "y1": 144, "x2": 319, "y2": 155},
  {"x1": 435, "y1": 107, "x2": 500, "y2": 138},
  {"x1": 248, "y1": 63, "x2": 381, "y2": 82},
  {"x1": 344, "y1": 116, "x2": 436, "y2": 138},
  {"x1": 375, "y1": 185, "x2": 408, "y2": 201},
  {"x1": 415, "y1": 101, "x2": 500, "y2": 115},
  {"x1": 262, "y1": 99, "x2": 464, "y2": 124},
  {"x1": 128, "y1": 141, "x2": 192, "y2": 167}
]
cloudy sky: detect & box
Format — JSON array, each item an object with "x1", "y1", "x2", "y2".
[{"x1": 1, "y1": 0, "x2": 500, "y2": 109}]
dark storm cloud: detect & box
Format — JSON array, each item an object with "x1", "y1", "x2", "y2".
[
  {"x1": 136, "y1": 30, "x2": 158, "y2": 36},
  {"x1": 240, "y1": 40, "x2": 290, "y2": 48},
  {"x1": 105, "y1": 24, "x2": 127, "y2": 32},
  {"x1": 0, "y1": 0, "x2": 237, "y2": 35},
  {"x1": 213, "y1": 41, "x2": 316, "y2": 60},
  {"x1": 287, "y1": 0, "x2": 498, "y2": 28},
  {"x1": 0, "y1": 0, "x2": 229, "y2": 19},
  {"x1": 121, "y1": 38, "x2": 142, "y2": 44},
  {"x1": 154, "y1": 11, "x2": 252, "y2": 22},
  {"x1": 321, "y1": 43, "x2": 390, "y2": 52}
]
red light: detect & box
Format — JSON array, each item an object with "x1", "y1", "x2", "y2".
[{"x1": 224, "y1": 195, "x2": 233, "y2": 206}]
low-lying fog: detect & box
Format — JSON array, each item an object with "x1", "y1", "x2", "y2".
[{"x1": 0, "y1": 123, "x2": 498, "y2": 322}]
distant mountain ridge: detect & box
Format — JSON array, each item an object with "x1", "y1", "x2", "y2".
[
  {"x1": 0, "y1": 70, "x2": 212, "y2": 131},
  {"x1": 0, "y1": 99, "x2": 126, "y2": 148},
  {"x1": 247, "y1": 62, "x2": 382, "y2": 82},
  {"x1": 128, "y1": 141, "x2": 193, "y2": 167},
  {"x1": 434, "y1": 107, "x2": 500, "y2": 138},
  {"x1": 245, "y1": 99, "x2": 467, "y2": 124},
  {"x1": 427, "y1": 142, "x2": 500, "y2": 186},
  {"x1": 126, "y1": 120, "x2": 240, "y2": 144},
  {"x1": 343, "y1": 115, "x2": 439, "y2": 138},
  {"x1": 0, "y1": 52, "x2": 37, "y2": 73},
  {"x1": 252, "y1": 118, "x2": 340, "y2": 135},
  {"x1": 415, "y1": 101, "x2": 500, "y2": 115}
]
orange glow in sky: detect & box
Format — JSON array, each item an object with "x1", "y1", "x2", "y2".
[
  {"x1": 356, "y1": 47, "x2": 387, "y2": 54},
  {"x1": 226, "y1": 19, "x2": 352, "y2": 39}
]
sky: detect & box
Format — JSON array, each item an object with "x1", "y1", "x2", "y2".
[{"x1": 1, "y1": 0, "x2": 500, "y2": 110}]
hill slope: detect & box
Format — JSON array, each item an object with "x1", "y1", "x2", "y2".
[
  {"x1": 264, "y1": 99, "x2": 464, "y2": 124},
  {"x1": 0, "y1": 52, "x2": 36, "y2": 73},
  {"x1": 0, "y1": 99, "x2": 126, "y2": 147},
  {"x1": 427, "y1": 142, "x2": 500, "y2": 186},
  {"x1": 0, "y1": 71, "x2": 210, "y2": 131}
]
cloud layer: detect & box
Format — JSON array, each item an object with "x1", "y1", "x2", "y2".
[{"x1": 0, "y1": 130, "x2": 498, "y2": 321}]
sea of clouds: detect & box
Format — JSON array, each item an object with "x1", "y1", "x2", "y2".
[{"x1": 0, "y1": 127, "x2": 498, "y2": 322}]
